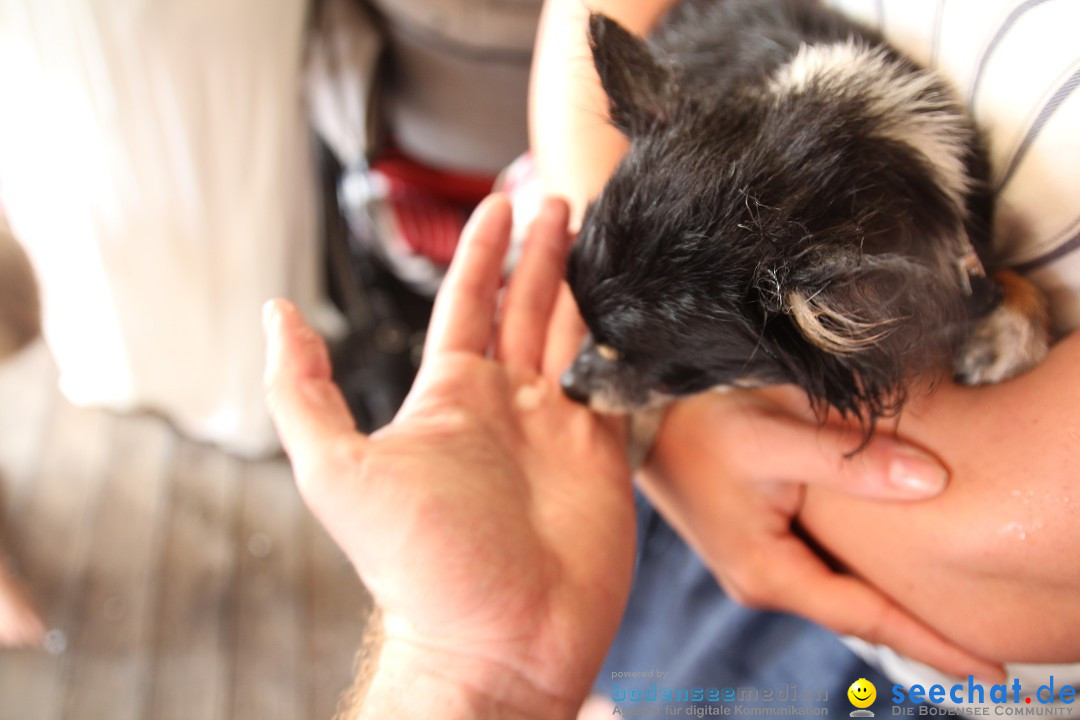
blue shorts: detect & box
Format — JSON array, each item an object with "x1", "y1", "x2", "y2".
[{"x1": 593, "y1": 492, "x2": 921, "y2": 717}]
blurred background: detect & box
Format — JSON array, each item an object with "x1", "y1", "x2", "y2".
[{"x1": 0, "y1": 0, "x2": 540, "y2": 717}]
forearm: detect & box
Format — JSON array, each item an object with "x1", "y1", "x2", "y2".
[{"x1": 529, "y1": 0, "x2": 677, "y2": 227}]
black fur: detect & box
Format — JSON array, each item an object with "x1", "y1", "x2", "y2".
[{"x1": 564, "y1": 0, "x2": 996, "y2": 429}]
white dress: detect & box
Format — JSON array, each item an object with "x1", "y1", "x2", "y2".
[{"x1": 0, "y1": 0, "x2": 324, "y2": 456}]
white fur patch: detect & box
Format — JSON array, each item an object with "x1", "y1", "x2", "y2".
[
  {"x1": 787, "y1": 288, "x2": 899, "y2": 354},
  {"x1": 769, "y1": 40, "x2": 974, "y2": 216},
  {"x1": 596, "y1": 344, "x2": 620, "y2": 361}
]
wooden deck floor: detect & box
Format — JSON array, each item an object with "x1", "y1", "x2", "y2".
[{"x1": 0, "y1": 341, "x2": 372, "y2": 720}]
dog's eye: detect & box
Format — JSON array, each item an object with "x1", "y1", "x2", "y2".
[{"x1": 596, "y1": 344, "x2": 620, "y2": 362}]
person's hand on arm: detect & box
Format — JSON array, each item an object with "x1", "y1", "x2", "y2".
[
  {"x1": 264, "y1": 196, "x2": 636, "y2": 720},
  {"x1": 640, "y1": 386, "x2": 1007, "y2": 681},
  {"x1": 799, "y1": 335, "x2": 1080, "y2": 665}
]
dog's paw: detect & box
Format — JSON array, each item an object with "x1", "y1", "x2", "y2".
[{"x1": 953, "y1": 271, "x2": 1048, "y2": 385}]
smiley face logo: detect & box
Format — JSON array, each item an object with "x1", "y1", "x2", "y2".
[{"x1": 848, "y1": 678, "x2": 877, "y2": 709}]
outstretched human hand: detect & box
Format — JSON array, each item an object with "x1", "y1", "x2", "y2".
[{"x1": 264, "y1": 196, "x2": 635, "y2": 720}]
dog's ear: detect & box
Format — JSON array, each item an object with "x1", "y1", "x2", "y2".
[
  {"x1": 588, "y1": 13, "x2": 672, "y2": 136},
  {"x1": 756, "y1": 251, "x2": 965, "y2": 427},
  {"x1": 784, "y1": 254, "x2": 916, "y2": 355},
  {"x1": 761, "y1": 252, "x2": 957, "y2": 359}
]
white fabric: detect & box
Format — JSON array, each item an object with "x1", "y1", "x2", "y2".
[
  {"x1": 306, "y1": 0, "x2": 384, "y2": 168},
  {"x1": 0, "y1": 0, "x2": 324, "y2": 456},
  {"x1": 827, "y1": 0, "x2": 1080, "y2": 335},
  {"x1": 367, "y1": 0, "x2": 541, "y2": 174}
]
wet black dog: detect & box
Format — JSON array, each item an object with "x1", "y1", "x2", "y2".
[{"x1": 561, "y1": 0, "x2": 1047, "y2": 433}]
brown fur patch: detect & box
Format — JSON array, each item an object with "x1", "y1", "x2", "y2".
[
  {"x1": 995, "y1": 269, "x2": 1048, "y2": 328},
  {"x1": 952, "y1": 269, "x2": 1050, "y2": 385}
]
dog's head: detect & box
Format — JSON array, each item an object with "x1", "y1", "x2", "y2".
[{"x1": 563, "y1": 13, "x2": 978, "y2": 425}]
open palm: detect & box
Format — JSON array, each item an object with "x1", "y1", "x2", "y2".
[{"x1": 265, "y1": 196, "x2": 635, "y2": 711}]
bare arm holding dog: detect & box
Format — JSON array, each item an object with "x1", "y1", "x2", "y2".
[{"x1": 529, "y1": 0, "x2": 678, "y2": 228}]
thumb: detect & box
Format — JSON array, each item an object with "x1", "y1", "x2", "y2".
[
  {"x1": 262, "y1": 299, "x2": 362, "y2": 474},
  {"x1": 742, "y1": 410, "x2": 948, "y2": 500}
]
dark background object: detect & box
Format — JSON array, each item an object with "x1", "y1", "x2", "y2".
[
  {"x1": 0, "y1": 218, "x2": 41, "y2": 361},
  {"x1": 316, "y1": 140, "x2": 433, "y2": 432}
]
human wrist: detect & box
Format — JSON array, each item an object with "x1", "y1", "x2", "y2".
[{"x1": 355, "y1": 633, "x2": 581, "y2": 720}]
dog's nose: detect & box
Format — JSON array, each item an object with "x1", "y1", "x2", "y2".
[{"x1": 560, "y1": 369, "x2": 591, "y2": 406}]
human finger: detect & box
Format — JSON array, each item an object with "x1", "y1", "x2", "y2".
[
  {"x1": 749, "y1": 536, "x2": 1005, "y2": 681},
  {"x1": 424, "y1": 194, "x2": 513, "y2": 359},
  {"x1": 495, "y1": 197, "x2": 572, "y2": 369},
  {"x1": 263, "y1": 299, "x2": 361, "y2": 471},
  {"x1": 541, "y1": 284, "x2": 589, "y2": 382},
  {"x1": 719, "y1": 395, "x2": 948, "y2": 500}
]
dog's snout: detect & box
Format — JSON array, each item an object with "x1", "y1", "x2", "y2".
[{"x1": 560, "y1": 368, "x2": 592, "y2": 405}]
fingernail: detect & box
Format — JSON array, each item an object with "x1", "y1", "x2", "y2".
[
  {"x1": 539, "y1": 196, "x2": 567, "y2": 222},
  {"x1": 888, "y1": 448, "x2": 948, "y2": 495},
  {"x1": 463, "y1": 194, "x2": 510, "y2": 237}
]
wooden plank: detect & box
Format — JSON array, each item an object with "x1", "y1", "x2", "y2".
[
  {"x1": 0, "y1": 340, "x2": 57, "y2": 516},
  {"x1": 230, "y1": 457, "x2": 303, "y2": 720},
  {"x1": 303, "y1": 511, "x2": 372, "y2": 720},
  {"x1": 0, "y1": 341, "x2": 380, "y2": 720},
  {"x1": 144, "y1": 438, "x2": 241, "y2": 720},
  {"x1": 0, "y1": 399, "x2": 114, "y2": 720},
  {"x1": 0, "y1": 340, "x2": 56, "y2": 664},
  {"x1": 61, "y1": 412, "x2": 175, "y2": 720}
]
